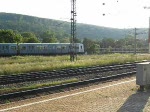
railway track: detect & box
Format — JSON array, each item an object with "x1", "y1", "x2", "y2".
[
  {"x1": 0, "y1": 61, "x2": 147, "y2": 103},
  {"x1": 0, "y1": 71, "x2": 135, "y2": 101},
  {"x1": 0, "y1": 62, "x2": 148, "y2": 103},
  {"x1": 0, "y1": 63, "x2": 136, "y2": 85}
]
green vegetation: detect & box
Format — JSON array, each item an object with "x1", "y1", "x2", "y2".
[
  {"x1": 83, "y1": 36, "x2": 148, "y2": 54},
  {"x1": 0, "y1": 78, "x2": 78, "y2": 94},
  {"x1": 0, "y1": 30, "x2": 23, "y2": 43},
  {"x1": 0, "y1": 29, "x2": 147, "y2": 55},
  {"x1": 0, "y1": 54, "x2": 150, "y2": 76},
  {"x1": 0, "y1": 13, "x2": 148, "y2": 54},
  {"x1": 21, "y1": 32, "x2": 40, "y2": 43}
]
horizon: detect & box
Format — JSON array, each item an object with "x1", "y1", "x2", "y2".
[{"x1": 0, "y1": 0, "x2": 150, "y2": 28}]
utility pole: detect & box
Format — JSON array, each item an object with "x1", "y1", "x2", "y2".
[
  {"x1": 70, "y1": 0, "x2": 77, "y2": 61},
  {"x1": 148, "y1": 17, "x2": 150, "y2": 53},
  {"x1": 134, "y1": 28, "x2": 137, "y2": 54},
  {"x1": 143, "y1": 7, "x2": 150, "y2": 53}
]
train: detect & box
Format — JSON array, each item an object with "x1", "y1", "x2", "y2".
[{"x1": 0, "y1": 43, "x2": 84, "y2": 56}]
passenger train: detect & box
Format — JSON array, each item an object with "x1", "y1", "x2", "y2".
[{"x1": 0, "y1": 43, "x2": 84, "y2": 56}]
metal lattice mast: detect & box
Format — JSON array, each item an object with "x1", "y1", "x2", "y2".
[
  {"x1": 70, "y1": 0, "x2": 77, "y2": 61},
  {"x1": 147, "y1": 16, "x2": 150, "y2": 54}
]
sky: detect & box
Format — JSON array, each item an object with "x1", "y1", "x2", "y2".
[{"x1": 0, "y1": 0, "x2": 150, "y2": 28}]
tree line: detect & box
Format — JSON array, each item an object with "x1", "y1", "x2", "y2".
[
  {"x1": 83, "y1": 36, "x2": 148, "y2": 54},
  {"x1": 0, "y1": 29, "x2": 148, "y2": 54},
  {"x1": 0, "y1": 29, "x2": 72, "y2": 43}
]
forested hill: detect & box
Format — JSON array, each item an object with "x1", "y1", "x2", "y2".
[{"x1": 0, "y1": 13, "x2": 148, "y2": 40}]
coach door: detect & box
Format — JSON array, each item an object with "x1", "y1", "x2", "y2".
[
  {"x1": 0, "y1": 45, "x2": 9, "y2": 55},
  {"x1": 10, "y1": 45, "x2": 17, "y2": 55},
  {"x1": 28, "y1": 45, "x2": 35, "y2": 54},
  {"x1": 56, "y1": 45, "x2": 61, "y2": 54},
  {"x1": 61, "y1": 45, "x2": 67, "y2": 54}
]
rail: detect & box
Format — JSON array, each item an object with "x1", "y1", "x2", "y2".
[
  {"x1": 0, "y1": 71, "x2": 135, "y2": 100},
  {"x1": 0, "y1": 61, "x2": 148, "y2": 102},
  {"x1": 0, "y1": 63, "x2": 136, "y2": 85}
]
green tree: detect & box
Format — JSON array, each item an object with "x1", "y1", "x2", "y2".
[
  {"x1": 21, "y1": 32, "x2": 40, "y2": 43},
  {"x1": 49, "y1": 37, "x2": 58, "y2": 43},
  {"x1": 89, "y1": 44, "x2": 100, "y2": 54},
  {"x1": 100, "y1": 38, "x2": 115, "y2": 48},
  {"x1": 0, "y1": 29, "x2": 23, "y2": 43},
  {"x1": 60, "y1": 37, "x2": 70, "y2": 43},
  {"x1": 74, "y1": 38, "x2": 81, "y2": 43},
  {"x1": 42, "y1": 31, "x2": 58, "y2": 43},
  {"x1": 83, "y1": 38, "x2": 99, "y2": 54},
  {"x1": 25, "y1": 37, "x2": 40, "y2": 43},
  {"x1": 115, "y1": 39, "x2": 126, "y2": 48}
]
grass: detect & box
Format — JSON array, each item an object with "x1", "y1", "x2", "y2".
[
  {"x1": 0, "y1": 54, "x2": 150, "y2": 76},
  {"x1": 0, "y1": 78, "x2": 78, "y2": 94}
]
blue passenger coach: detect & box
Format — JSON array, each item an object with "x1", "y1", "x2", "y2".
[
  {"x1": 0, "y1": 43, "x2": 84, "y2": 56},
  {"x1": 0, "y1": 43, "x2": 17, "y2": 56}
]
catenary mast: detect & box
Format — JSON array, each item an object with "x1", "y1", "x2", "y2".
[{"x1": 70, "y1": 0, "x2": 77, "y2": 61}]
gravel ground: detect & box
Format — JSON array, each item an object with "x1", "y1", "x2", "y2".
[{"x1": 2, "y1": 76, "x2": 150, "y2": 112}]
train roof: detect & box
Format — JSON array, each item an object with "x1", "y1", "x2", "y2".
[
  {"x1": 0, "y1": 43, "x2": 17, "y2": 45},
  {"x1": 0, "y1": 43, "x2": 83, "y2": 45},
  {"x1": 19, "y1": 43, "x2": 82, "y2": 45}
]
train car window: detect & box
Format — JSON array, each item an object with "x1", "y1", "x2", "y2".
[
  {"x1": 40, "y1": 46, "x2": 42, "y2": 50},
  {"x1": 49, "y1": 46, "x2": 52, "y2": 49},
  {"x1": 69, "y1": 45, "x2": 73, "y2": 49},
  {"x1": 75, "y1": 46, "x2": 79, "y2": 49},
  {"x1": 44, "y1": 46, "x2": 47, "y2": 50},
  {"x1": 37, "y1": 46, "x2": 44, "y2": 50},
  {"x1": 6, "y1": 46, "x2": 9, "y2": 49},
  {"x1": 57, "y1": 46, "x2": 61, "y2": 49},
  {"x1": 62, "y1": 46, "x2": 66, "y2": 49},
  {"x1": 37, "y1": 46, "x2": 41, "y2": 50},
  {"x1": 28, "y1": 46, "x2": 33, "y2": 50},
  {"x1": 41, "y1": 46, "x2": 44, "y2": 50},
  {"x1": 37, "y1": 46, "x2": 40, "y2": 50},
  {"x1": 10, "y1": 46, "x2": 16, "y2": 50},
  {"x1": 52, "y1": 46, "x2": 55, "y2": 50},
  {"x1": 81, "y1": 45, "x2": 82, "y2": 49},
  {"x1": 28, "y1": 46, "x2": 32, "y2": 49},
  {"x1": 21, "y1": 46, "x2": 26, "y2": 50},
  {"x1": 1, "y1": 46, "x2": 9, "y2": 50}
]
